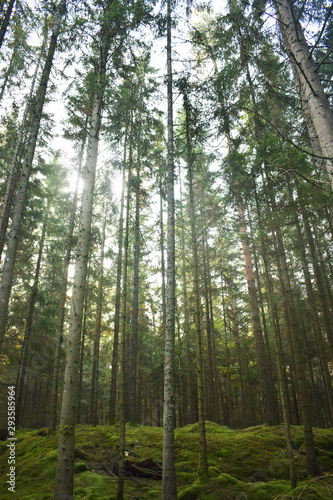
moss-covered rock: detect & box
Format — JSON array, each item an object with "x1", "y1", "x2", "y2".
[{"x1": 75, "y1": 462, "x2": 89, "y2": 472}]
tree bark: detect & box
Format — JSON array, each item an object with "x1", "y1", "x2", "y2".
[
  {"x1": 237, "y1": 199, "x2": 279, "y2": 425},
  {"x1": 16, "y1": 198, "x2": 50, "y2": 427},
  {"x1": 116, "y1": 156, "x2": 131, "y2": 500},
  {"x1": 54, "y1": 1, "x2": 111, "y2": 490},
  {"x1": 90, "y1": 204, "x2": 107, "y2": 426},
  {"x1": 184, "y1": 89, "x2": 208, "y2": 481},
  {"x1": 49, "y1": 136, "x2": 85, "y2": 432},
  {"x1": 162, "y1": 1, "x2": 177, "y2": 496},
  {"x1": 109, "y1": 137, "x2": 127, "y2": 423},
  {"x1": 129, "y1": 144, "x2": 141, "y2": 424},
  {"x1": 0, "y1": 5, "x2": 65, "y2": 353},
  {"x1": 0, "y1": 27, "x2": 47, "y2": 260},
  {"x1": 179, "y1": 166, "x2": 194, "y2": 425},
  {"x1": 275, "y1": 0, "x2": 333, "y2": 189},
  {"x1": 0, "y1": 0, "x2": 15, "y2": 51}
]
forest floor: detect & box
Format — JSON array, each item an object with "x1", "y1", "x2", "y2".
[{"x1": 0, "y1": 422, "x2": 333, "y2": 499}]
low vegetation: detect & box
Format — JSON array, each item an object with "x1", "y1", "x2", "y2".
[{"x1": 0, "y1": 423, "x2": 333, "y2": 499}]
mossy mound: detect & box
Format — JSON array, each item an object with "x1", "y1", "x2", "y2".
[
  {"x1": 177, "y1": 474, "x2": 333, "y2": 499},
  {"x1": 0, "y1": 424, "x2": 332, "y2": 499}
]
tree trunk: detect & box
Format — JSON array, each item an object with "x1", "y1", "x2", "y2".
[
  {"x1": 0, "y1": 27, "x2": 47, "y2": 260},
  {"x1": 116, "y1": 155, "x2": 132, "y2": 500},
  {"x1": 162, "y1": 0, "x2": 177, "y2": 496},
  {"x1": 252, "y1": 178, "x2": 297, "y2": 486},
  {"x1": 179, "y1": 166, "x2": 194, "y2": 425},
  {"x1": 275, "y1": 0, "x2": 333, "y2": 189},
  {"x1": 202, "y1": 226, "x2": 218, "y2": 423},
  {"x1": 221, "y1": 289, "x2": 232, "y2": 428},
  {"x1": 90, "y1": 204, "x2": 107, "y2": 426},
  {"x1": 237, "y1": 199, "x2": 279, "y2": 425},
  {"x1": 49, "y1": 135, "x2": 85, "y2": 432},
  {"x1": 0, "y1": 5, "x2": 65, "y2": 353},
  {"x1": 184, "y1": 90, "x2": 208, "y2": 481},
  {"x1": 160, "y1": 179, "x2": 167, "y2": 339},
  {"x1": 270, "y1": 211, "x2": 319, "y2": 476},
  {"x1": 109, "y1": 139, "x2": 127, "y2": 423},
  {"x1": 200, "y1": 37, "x2": 279, "y2": 425},
  {"x1": 16, "y1": 198, "x2": 50, "y2": 427},
  {"x1": 204, "y1": 221, "x2": 220, "y2": 423},
  {"x1": 294, "y1": 208, "x2": 333, "y2": 425},
  {"x1": 0, "y1": 0, "x2": 16, "y2": 51},
  {"x1": 54, "y1": 4, "x2": 110, "y2": 490},
  {"x1": 77, "y1": 263, "x2": 90, "y2": 425},
  {"x1": 129, "y1": 147, "x2": 140, "y2": 424},
  {"x1": 300, "y1": 204, "x2": 333, "y2": 365}
]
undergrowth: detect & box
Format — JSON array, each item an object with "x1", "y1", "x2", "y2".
[{"x1": 0, "y1": 424, "x2": 332, "y2": 499}]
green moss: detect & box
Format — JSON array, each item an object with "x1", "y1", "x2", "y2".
[
  {"x1": 217, "y1": 473, "x2": 238, "y2": 485},
  {"x1": 0, "y1": 424, "x2": 333, "y2": 499},
  {"x1": 75, "y1": 462, "x2": 89, "y2": 472},
  {"x1": 208, "y1": 466, "x2": 221, "y2": 477},
  {"x1": 178, "y1": 483, "x2": 200, "y2": 500}
]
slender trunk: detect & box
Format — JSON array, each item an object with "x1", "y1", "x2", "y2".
[
  {"x1": 204, "y1": 221, "x2": 220, "y2": 422},
  {"x1": 312, "y1": 223, "x2": 333, "y2": 313},
  {"x1": 16, "y1": 198, "x2": 50, "y2": 427},
  {"x1": 294, "y1": 209, "x2": 333, "y2": 425},
  {"x1": 201, "y1": 39, "x2": 278, "y2": 425},
  {"x1": 0, "y1": 0, "x2": 15, "y2": 50},
  {"x1": 77, "y1": 264, "x2": 90, "y2": 424},
  {"x1": 0, "y1": 28, "x2": 48, "y2": 260},
  {"x1": 300, "y1": 204, "x2": 333, "y2": 364},
  {"x1": 221, "y1": 286, "x2": 231, "y2": 427},
  {"x1": 54, "y1": 4, "x2": 110, "y2": 490},
  {"x1": 184, "y1": 90, "x2": 208, "y2": 481},
  {"x1": 49, "y1": 136, "x2": 85, "y2": 432},
  {"x1": 238, "y1": 200, "x2": 279, "y2": 425},
  {"x1": 116, "y1": 151, "x2": 132, "y2": 500},
  {"x1": 160, "y1": 179, "x2": 167, "y2": 339},
  {"x1": 0, "y1": 4, "x2": 65, "y2": 352},
  {"x1": 0, "y1": 45, "x2": 15, "y2": 101},
  {"x1": 272, "y1": 302, "x2": 297, "y2": 488},
  {"x1": 224, "y1": 273, "x2": 251, "y2": 427},
  {"x1": 109, "y1": 138, "x2": 127, "y2": 423},
  {"x1": 202, "y1": 228, "x2": 217, "y2": 422},
  {"x1": 162, "y1": 1, "x2": 177, "y2": 496},
  {"x1": 129, "y1": 148, "x2": 140, "y2": 424},
  {"x1": 275, "y1": 0, "x2": 333, "y2": 189},
  {"x1": 271, "y1": 217, "x2": 319, "y2": 475},
  {"x1": 159, "y1": 179, "x2": 167, "y2": 423},
  {"x1": 90, "y1": 205, "x2": 107, "y2": 426},
  {"x1": 179, "y1": 166, "x2": 193, "y2": 425},
  {"x1": 253, "y1": 180, "x2": 297, "y2": 485}
]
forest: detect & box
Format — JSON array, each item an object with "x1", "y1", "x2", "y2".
[{"x1": 0, "y1": 0, "x2": 333, "y2": 498}]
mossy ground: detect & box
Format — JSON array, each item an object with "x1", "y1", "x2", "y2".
[{"x1": 0, "y1": 423, "x2": 333, "y2": 499}]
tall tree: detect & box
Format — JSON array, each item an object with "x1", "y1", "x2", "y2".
[
  {"x1": 48, "y1": 135, "x2": 85, "y2": 433},
  {"x1": 162, "y1": 0, "x2": 177, "y2": 497},
  {"x1": 275, "y1": 0, "x2": 333, "y2": 189},
  {"x1": 54, "y1": 0, "x2": 115, "y2": 495},
  {"x1": 183, "y1": 86, "x2": 208, "y2": 480},
  {"x1": 0, "y1": 0, "x2": 16, "y2": 51},
  {"x1": 0, "y1": 0, "x2": 67, "y2": 353},
  {"x1": 116, "y1": 145, "x2": 132, "y2": 500},
  {"x1": 16, "y1": 196, "x2": 50, "y2": 426},
  {"x1": 109, "y1": 140, "x2": 127, "y2": 424},
  {"x1": 0, "y1": 23, "x2": 48, "y2": 260},
  {"x1": 90, "y1": 203, "x2": 107, "y2": 426}
]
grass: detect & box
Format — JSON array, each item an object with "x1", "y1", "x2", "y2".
[{"x1": 0, "y1": 423, "x2": 333, "y2": 499}]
